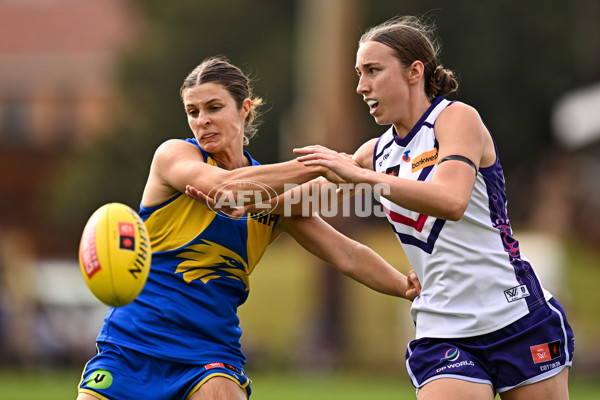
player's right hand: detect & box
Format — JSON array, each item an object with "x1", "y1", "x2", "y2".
[{"x1": 185, "y1": 185, "x2": 248, "y2": 219}]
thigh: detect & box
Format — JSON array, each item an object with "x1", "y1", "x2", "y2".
[
  {"x1": 76, "y1": 394, "x2": 102, "y2": 400},
  {"x1": 500, "y1": 367, "x2": 569, "y2": 400},
  {"x1": 418, "y1": 378, "x2": 495, "y2": 400},
  {"x1": 189, "y1": 376, "x2": 246, "y2": 400}
]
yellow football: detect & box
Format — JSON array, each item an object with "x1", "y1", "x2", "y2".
[{"x1": 78, "y1": 202, "x2": 151, "y2": 307}]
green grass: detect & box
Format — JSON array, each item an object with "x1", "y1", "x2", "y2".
[
  {"x1": 0, "y1": 369, "x2": 81, "y2": 399},
  {"x1": 1, "y1": 369, "x2": 599, "y2": 399},
  {"x1": 250, "y1": 371, "x2": 418, "y2": 399}
]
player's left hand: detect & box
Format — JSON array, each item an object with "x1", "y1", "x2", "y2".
[{"x1": 405, "y1": 269, "x2": 422, "y2": 301}]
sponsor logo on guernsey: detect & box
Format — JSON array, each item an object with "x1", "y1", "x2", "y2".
[
  {"x1": 378, "y1": 152, "x2": 390, "y2": 167},
  {"x1": 402, "y1": 150, "x2": 411, "y2": 162},
  {"x1": 530, "y1": 340, "x2": 562, "y2": 364},
  {"x1": 118, "y1": 222, "x2": 135, "y2": 251},
  {"x1": 84, "y1": 369, "x2": 113, "y2": 389},
  {"x1": 250, "y1": 212, "x2": 279, "y2": 227},
  {"x1": 385, "y1": 164, "x2": 400, "y2": 176},
  {"x1": 504, "y1": 284, "x2": 530, "y2": 302},
  {"x1": 411, "y1": 149, "x2": 438, "y2": 172}
]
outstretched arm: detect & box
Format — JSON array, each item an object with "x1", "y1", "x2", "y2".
[
  {"x1": 279, "y1": 214, "x2": 420, "y2": 300},
  {"x1": 294, "y1": 103, "x2": 486, "y2": 221},
  {"x1": 142, "y1": 139, "x2": 326, "y2": 208}
]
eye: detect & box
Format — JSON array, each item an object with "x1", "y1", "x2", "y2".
[
  {"x1": 209, "y1": 105, "x2": 222, "y2": 112},
  {"x1": 187, "y1": 109, "x2": 198, "y2": 117}
]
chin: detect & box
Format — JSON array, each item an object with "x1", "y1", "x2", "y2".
[
  {"x1": 372, "y1": 115, "x2": 388, "y2": 126},
  {"x1": 200, "y1": 141, "x2": 220, "y2": 152}
]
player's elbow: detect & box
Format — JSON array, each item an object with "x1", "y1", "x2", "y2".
[{"x1": 440, "y1": 197, "x2": 469, "y2": 221}]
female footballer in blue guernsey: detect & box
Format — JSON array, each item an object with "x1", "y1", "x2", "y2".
[
  {"x1": 294, "y1": 15, "x2": 574, "y2": 400},
  {"x1": 75, "y1": 56, "x2": 420, "y2": 400}
]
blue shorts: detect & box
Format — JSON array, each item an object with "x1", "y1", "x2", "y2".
[
  {"x1": 78, "y1": 342, "x2": 252, "y2": 399},
  {"x1": 406, "y1": 298, "x2": 574, "y2": 394}
]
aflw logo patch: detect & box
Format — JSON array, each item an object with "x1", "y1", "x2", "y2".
[
  {"x1": 531, "y1": 340, "x2": 561, "y2": 364},
  {"x1": 504, "y1": 284, "x2": 530, "y2": 302}
]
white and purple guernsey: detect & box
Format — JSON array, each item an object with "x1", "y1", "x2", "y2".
[{"x1": 373, "y1": 96, "x2": 552, "y2": 339}]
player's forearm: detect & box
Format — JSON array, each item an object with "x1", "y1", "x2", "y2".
[
  {"x1": 202, "y1": 160, "x2": 326, "y2": 208},
  {"x1": 357, "y1": 167, "x2": 471, "y2": 221},
  {"x1": 261, "y1": 178, "x2": 356, "y2": 216},
  {"x1": 340, "y1": 242, "x2": 411, "y2": 299},
  {"x1": 224, "y1": 159, "x2": 323, "y2": 194},
  {"x1": 282, "y1": 216, "x2": 410, "y2": 299}
]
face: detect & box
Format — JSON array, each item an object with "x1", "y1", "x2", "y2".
[
  {"x1": 355, "y1": 41, "x2": 411, "y2": 126},
  {"x1": 182, "y1": 82, "x2": 250, "y2": 154}
]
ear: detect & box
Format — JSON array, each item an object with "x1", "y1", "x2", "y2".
[
  {"x1": 241, "y1": 98, "x2": 252, "y2": 120},
  {"x1": 406, "y1": 60, "x2": 425, "y2": 84}
]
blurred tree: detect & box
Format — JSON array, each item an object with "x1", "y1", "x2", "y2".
[
  {"x1": 45, "y1": 0, "x2": 600, "y2": 246},
  {"x1": 46, "y1": 0, "x2": 296, "y2": 242}
]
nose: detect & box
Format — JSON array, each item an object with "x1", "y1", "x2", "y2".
[
  {"x1": 196, "y1": 112, "x2": 210, "y2": 126},
  {"x1": 356, "y1": 76, "x2": 368, "y2": 95}
]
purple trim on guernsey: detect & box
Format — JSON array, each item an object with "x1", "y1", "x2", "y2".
[
  {"x1": 391, "y1": 218, "x2": 446, "y2": 254},
  {"x1": 392, "y1": 96, "x2": 445, "y2": 146},
  {"x1": 373, "y1": 135, "x2": 387, "y2": 171},
  {"x1": 478, "y1": 160, "x2": 546, "y2": 310}
]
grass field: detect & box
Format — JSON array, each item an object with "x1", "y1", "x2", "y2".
[{"x1": 1, "y1": 368, "x2": 599, "y2": 399}]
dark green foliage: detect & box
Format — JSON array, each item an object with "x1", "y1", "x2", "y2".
[
  {"x1": 46, "y1": 0, "x2": 600, "y2": 241},
  {"x1": 47, "y1": 0, "x2": 296, "y2": 237}
]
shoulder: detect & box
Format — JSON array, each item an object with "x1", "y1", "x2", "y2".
[
  {"x1": 353, "y1": 138, "x2": 379, "y2": 169},
  {"x1": 435, "y1": 101, "x2": 487, "y2": 140},
  {"x1": 437, "y1": 101, "x2": 483, "y2": 127},
  {"x1": 153, "y1": 139, "x2": 200, "y2": 162},
  {"x1": 156, "y1": 138, "x2": 197, "y2": 153}
]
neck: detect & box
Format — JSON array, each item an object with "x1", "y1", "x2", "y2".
[
  {"x1": 212, "y1": 150, "x2": 249, "y2": 170},
  {"x1": 393, "y1": 95, "x2": 432, "y2": 138}
]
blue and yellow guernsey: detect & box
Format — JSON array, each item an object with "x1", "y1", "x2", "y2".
[{"x1": 96, "y1": 139, "x2": 279, "y2": 370}]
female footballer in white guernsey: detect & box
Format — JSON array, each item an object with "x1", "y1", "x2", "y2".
[{"x1": 295, "y1": 16, "x2": 574, "y2": 400}]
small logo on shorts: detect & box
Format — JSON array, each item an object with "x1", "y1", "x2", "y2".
[
  {"x1": 205, "y1": 362, "x2": 227, "y2": 370},
  {"x1": 530, "y1": 340, "x2": 562, "y2": 364},
  {"x1": 504, "y1": 284, "x2": 530, "y2": 302},
  {"x1": 440, "y1": 347, "x2": 460, "y2": 362},
  {"x1": 84, "y1": 369, "x2": 113, "y2": 389}
]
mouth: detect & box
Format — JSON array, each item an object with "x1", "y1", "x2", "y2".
[
  {"x1": 201, "y1": 132, "x2": 218, "y2": 140},
  {"x1": 366, "y1": 99, "x2": 379, "y2": 115}
]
